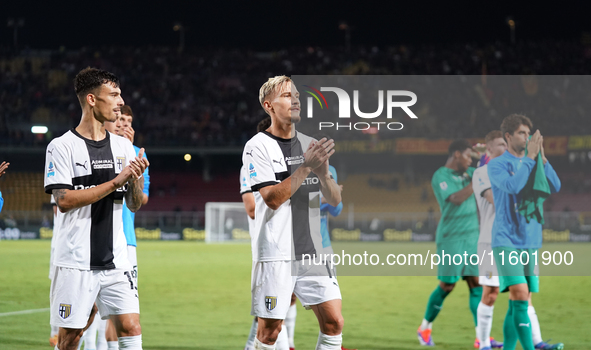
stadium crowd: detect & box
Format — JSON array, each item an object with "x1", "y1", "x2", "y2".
[{"x1": 1, "y1": 40, "x2": 591, "y2": 147}]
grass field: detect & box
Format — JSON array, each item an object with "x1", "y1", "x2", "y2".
[{"x1": 0, "y1": 240, "x2": 589, "y2": 349}]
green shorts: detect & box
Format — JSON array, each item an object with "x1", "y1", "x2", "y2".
[
  {"x1": 492, "y1": 247, "x2": 540, "y2": 293},
  {"x1": 437, "y1": 239, "x2": 478, "y2": 284}
]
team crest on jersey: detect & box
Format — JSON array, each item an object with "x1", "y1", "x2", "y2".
[
  {"x1": 47, "y1": 162, "x2": 55, "y2": 178},
  {"x1": 439, "y1": 181, "x2": 447, "y2": 190},
  {"x1": 265, "y1": 296, "x2": 277, "y2": 311},
  {"x1": 116, "y1": 156, "x2": 126, "y2": 171},
  {"x1": 58, "y1": 303, "x2": 72, "y2": 319},
  {"x1": 487, "y1": 271, "x2": 493, "y2": 279},
  {"x1": 249, "y1": 163, "x2": 257, "y2": 178}
]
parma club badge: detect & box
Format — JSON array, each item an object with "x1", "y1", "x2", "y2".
[
  {"x1": 59, "y1": 303, "x2": 72, "y2": 319},
  {"x1": 265, "y1": 296, "x2": 277, "y2": 311}
]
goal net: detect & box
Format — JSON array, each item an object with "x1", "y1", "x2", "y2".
[{"x1": 204, "y1": 202, "x2": 251, "y2": 243}]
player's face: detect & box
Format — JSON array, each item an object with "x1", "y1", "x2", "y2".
[
  {"x1": 270, "y1": 82, "x2": 301, "y2": 124},
  {"x1": 458, "y1": 148, "x2": 472, "y2": 173},
  {"x1": 119, "y1": 114, "x2": 133, "y2": 135},
  {"x1": 103, "y1": 117, "x2": 120, "y2": 134},
  {"x1": 94, "y1": 83, "x2": 124, "y2": 123},
  {"x1": 508, "y1": 124, "x2": 530, "y2": 152},
  {"x1": 488, "y1": 137, "x2": 507, "y2": 159}
]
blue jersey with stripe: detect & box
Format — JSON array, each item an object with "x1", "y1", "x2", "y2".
[
  {"x1": 122, "y1": 145, "x2": 150, "y2": 247},
  {"x1": 488, "y1": 151, "x2": 560, "y2": 249}
]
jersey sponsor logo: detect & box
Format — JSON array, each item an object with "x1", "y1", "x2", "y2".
[
  {"x1": 286, "y1": 155, "x2": 304, "y2": 166},
  {"x1": 302, "y1": 177, "x2": 319, "y2": 186},
  {"x1": 249, "y1": 163, "x2": 257, "y2": 178},
  {"x1": 116, "y1": 156, "x2": 126, "y2": 171},
  {"x1": 265, "y1": 296, "x2": 277, "y2": 311},
  {"x1": 439, "y1": 181, "x2": 447, "y2": 190},
  {"x1": 47, "y1": 162, "x2": 55, "y2": 177},
  {"x1": 75, "y1": 161, "x2": 88, "y2": 170},
  {"x1": 272, "y1": 158, "x2": 283, "y2": 166},
  {"x1": 92, "y1": 159, "x2": 114, "y2": 170},
  {"x1": 58, "y1": 303, "x2": 72, "y2": 319},
  {"x1": 518, "y1": 323, "x2": 530, "y2": 327}
]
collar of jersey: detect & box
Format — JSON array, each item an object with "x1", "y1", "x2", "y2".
[
  {"x1": 261, "y1": 130, "x2": 296, "y2": 143},
  {"x1": 71, "y1": 127, "x2": 110, "y2": 147}
]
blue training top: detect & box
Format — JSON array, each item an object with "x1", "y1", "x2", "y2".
[
  {"x1": 320, "y1": 165, "x2": 343, "y2": 248},
  {"x1": 488, "y1": 150, "x2": 560, "y2": 249},
  {"x1": 122, "y1": 145, "x2": 150, "y2": 247},
  {"x1": 0, "y1": 191, "x2": 3, "y2": 213}
]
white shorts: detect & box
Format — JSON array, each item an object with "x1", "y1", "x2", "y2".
[
  {"x1": 251, "y1": 260, "x2": 342, "y2": 319},
  {"x1": 478, "y1": 242, "x2": 500, "y2": 287},
  {"x1": 50, "y1": 266, "x2": 139, "y2": 329},
  {"x1": 127, "y1": 245, "x2": 138, "y2": 288}
]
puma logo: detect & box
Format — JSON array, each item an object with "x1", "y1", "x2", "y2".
[
  {"x1": 273, "y1": 158, "x2": 283, "y2": 166},
  {"x1": 47, "y1": 149, "x2": 54, "y2": 156},
  {"x1": 76, "y1": 161, "x2": 88, "y2": 170},
  {"x1": 246, "y1": 151, "x2": 253, "y2": 157},
  {"x1": 518, "y1": 323, "x2": 530, "y2": 327}
]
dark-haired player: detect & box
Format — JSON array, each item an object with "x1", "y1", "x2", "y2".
[
  {"x1": 488, "y1": 115, "x2": 562, "y2": 350},
  {"x1": 417, "y1": 140, "x2": 483, "y2": 346},
  {"x1": 45, "y1": 67, "x2": 148, "y2": 350}
]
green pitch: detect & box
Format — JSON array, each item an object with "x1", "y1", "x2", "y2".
[{"x1": 0, "y1": 241, "x2": 588, "y2": 349}]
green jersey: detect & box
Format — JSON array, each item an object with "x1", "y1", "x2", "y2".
[{"x1": 431, "y1": 166, "x2": 479, "y2": 243}]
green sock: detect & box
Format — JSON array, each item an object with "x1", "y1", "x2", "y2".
[
  {"x1": 513, "y1": 300, "x2": 535, "y2": 350},
  {"x1": 503, "y1": 300, "x2": 518, "y2": 350},
  {"x1": 469, "y1": 286, "x2": 482, "y2": 326},
  {"x1": 424, "y1": 285, "x2": 450, "y2": 322}
]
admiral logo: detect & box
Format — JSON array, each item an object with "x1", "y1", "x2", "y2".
[
  {"x1": 303, "y1": 86, "x2": 417, "y2": 132},
  {"x1": 92, "y1": 159, "x2": 114, "y2": 170},
  {"x1": 286, "y1": 155, "x2": 304, "y2": 166},
  {"x1": 47, "y1": 162, "x2": 55, "y2": 178}
]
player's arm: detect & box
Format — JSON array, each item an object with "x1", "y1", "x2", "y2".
[
  {"x1": 141, "y1": 152, "x2": 150, "y2": 205},
  {"x1": 53, "y1": 180, "x2": 123, "y2": 213},
  {"x1": 446, "y1": 184, "x2": 474, "y2": 205},
  {"x1": 124, "y1": 149, "x2": 149, "y2": 213},
  {"x1": 259, "y1": 165, "x2": 313, "y2": 210},
  {"x1": 488, "y1": 158, "x2": 535, "y2": 194},
  {"x1": 257, "y1": 138, "x2": 335, "y2": 210},
  {"x1": 0, "y1": 161, "x2": 7, "y2": 213},
  {"x1": 242, "y1": 192, "x2": 255, "y2": 220},
  {"x1": 482, "y1": 189, "x2": 494, "y2": 205},
  {"x1": 472, "y1": 169, "x2": 494, "y2": 205}
]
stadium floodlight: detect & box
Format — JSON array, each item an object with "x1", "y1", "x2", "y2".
[
  {"x1": 506, "y1": 17, "x2": 516, "y2": 44},
  {"x1": 184, "y1": 153, "x2": 192, "y2": 161},
  {"x1": 31, "y1": 126, "x2": 48, "y2": 134},
  {"x1": 173, "y1": 22, "x2": 185, "y2": 54}
]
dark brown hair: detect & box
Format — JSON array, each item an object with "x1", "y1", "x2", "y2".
[
  {"x1": 448, "y1": 139, "x2": 472, "y2": 157},
  {"x1": 500, "y1": 114, "x2": 533, "y2": 140},
  {"x1": 485, "y1": 130, "x2": 503, "y2": 144},
  {"x1": 74, "y1": 67, "x2": 120, "y2": 100},
  {"x1": 257, "y1": 117, "x2": 271, "y2": 132},
  {"x1": 120, "y1": 105, "x2": 134, "y2": 117}
]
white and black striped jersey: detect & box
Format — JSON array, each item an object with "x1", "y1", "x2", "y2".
[
  {"x1": 242, "y1": 131, "x2": 326, "y2": 262},
  {"x1": 44, "y1": 129, "x2": 136, "y2": 271}
]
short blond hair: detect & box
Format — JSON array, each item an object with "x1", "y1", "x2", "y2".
[{"x1": 259, "y1": 75, "x2": 292, "y2": 115}]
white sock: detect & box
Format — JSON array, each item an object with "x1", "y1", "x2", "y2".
[
  {"x1": 54, "y1": 346, "x2": 59, "y2": 350},
  {"x1": 254, "y1": 337, "x2": 276, "y2": 350},
  {"x1": 285, "y1": 305, "x2": 297, "y2": 348},
  {"x1": 245, "y1": 317, "x2": 258, "y2": 350},
  {"x1": 275, "y1": 325, "x2": 289, "y2": 350},
  {"x1": 315, "y1": 331, "x2": 342, "y2": 350},
  {"x1": 420, "y1": 318, "x2": 432, "y2": 330},
  {"x1": 477, "y1": 302, "x2": 494, "y2": 349},
  {"x1": 528, "y1": 306, "x2": 543, "y2": 345},
  {"x1": 107, "y1": 341, "x2": 119, "y2": 349},
  {"x1": 97, "y1": 319, "x2": 108, "y2": 350},
  {"x1": 118, "y1": 335, "x2": 141, "y2": 349}
]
